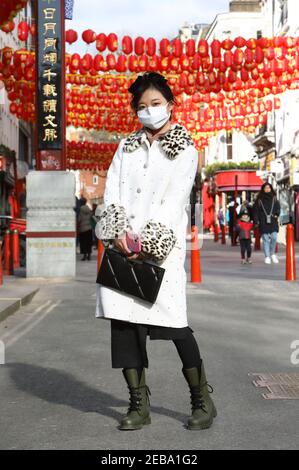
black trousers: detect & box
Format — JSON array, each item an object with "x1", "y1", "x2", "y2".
[
  {"x1": 79, "y1": 229, "x2": 93, "y2": 255},
  {"x1": 240, "y1": 239, "x2": 252, "y2": 259},
  {"x1": 111, "y1": 319, "x2": 201, "y2": 369}
]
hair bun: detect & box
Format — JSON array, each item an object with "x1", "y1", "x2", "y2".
[{"x1": 128, "y1": 72, "x2": 168, "y2": 94}]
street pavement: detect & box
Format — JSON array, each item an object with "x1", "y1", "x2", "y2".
[{"x1": 0, "y1": 238, "x2": 298, "y2": 450}]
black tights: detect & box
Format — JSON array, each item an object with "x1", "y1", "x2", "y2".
[
  {"x1": 172, "y1": 330, "x2": 202, "y2": 369},
  {"x1": 111, "y1": 319, "x2": 202, "y2": 370}
]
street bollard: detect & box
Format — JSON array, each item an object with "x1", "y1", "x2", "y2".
[
  {"x1": 191, "y1": 225, "x2": 202, "y2": 283},
  {"x1": 97, "y1": 239, "x2": 104, "y2": 273},
  {"x1": 213, "y1": 223, "x2": 219, "y2": 243},
  {"x1": 0, "y1": 242, "x2": 3, "y2": 286},
  {"x1": 285, "y1": 224, "x2": 296, "y2": 281},
  {"x1": 12, "y1": 229, "x2": 20, "y2": 269},
  {"x1": 221, "y1": 225, "x2": 226, "y2": 244},
  {"x1": 254, "y1": 227, "x2": 261, "y2": 251},
  {"x1": 4, "y1": 230, "x2": 13, "y2": 276}
]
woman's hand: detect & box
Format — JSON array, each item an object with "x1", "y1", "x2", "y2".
[{"x1": 113, "y1": 236, "x2": 132, "y2": 255}]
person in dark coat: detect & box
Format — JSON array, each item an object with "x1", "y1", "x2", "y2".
[
  {"x1": 78, "y1": 198, "x2": 93, "y2": 261},
  {"x1": 253, "y1": 183, "x2": 280, "y2": 264}
]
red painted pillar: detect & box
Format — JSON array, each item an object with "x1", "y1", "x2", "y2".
[
  {"x1": 254, "y1": 228, "x2": 261, "y2": 251},
  {"x1": 12, "y1": 229, "x2": 20, "y2": 269},
  {"x1": 286, "y1": 224, "x2": 296, "y2": 281},
  {"x1": 4, "y1": 230, "x2": 13, "y2": 276}
]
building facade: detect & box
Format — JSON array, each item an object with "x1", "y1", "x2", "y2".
[
  {"x1": 203, "y1": 0, "x2": 270, "y2": 170},
  {"x1": 254, "y1": 0, "x2": 299, "y2": 238}
]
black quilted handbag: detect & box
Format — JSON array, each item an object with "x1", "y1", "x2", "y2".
[{"x1": 96, "y1": 248, "x2": 165, "y2": 304}]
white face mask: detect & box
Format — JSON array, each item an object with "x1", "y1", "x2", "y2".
[{"x1": 137, "y1": 104, "x2": 171, "y2": 130}]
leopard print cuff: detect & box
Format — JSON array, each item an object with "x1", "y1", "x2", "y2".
[
  {"x1": 140, "y1": 220, "x2": 177, "y2": 262},
  {"x1": 95, "y1": 203, "x2": 131, "y2": 243}
]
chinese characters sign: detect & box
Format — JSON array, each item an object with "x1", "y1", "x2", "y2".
[{"x1": 37, "y1": 0, "x2": 64, "y2": 156}]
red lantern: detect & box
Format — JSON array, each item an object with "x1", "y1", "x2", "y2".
[
  {"x1": 224, "y1": 51, "x2": 233, "y2": 68},
  {"x1": 116, "y1": 55, "x2": 127, "y2": 72},
  {"x1": 198, "y1": 39, "x2": 209, "y2": 57},
  {"x1": 66, "y1": 29, "x2": 78, "y2": 45},
  {"x1": 146, "y1": 37, "x2": 156, "y2": 56},
  {"x1": 106, "y1": 53, "x2": 116, "y2": 70},
  {"x1": 246, "y1": 38, "x2": 257, "y2": 50},
  {"x1": 172, "y1": 38, "x2": 182, "y2": 57},
  {"x1": 222, "y1": 39, "x2": 234, "y2": 50},
  {"x1": 135, "y1": 37, "x2": 145, "y2": 55},
  {"x1": 122, "y1": 36, "x2": 133, "y2": 55},
  {"x1": 160, "y1": 38, "x2": 171, "y2": 57},
  {"x1": 93, "y1": 54, "x2": 103, "y2": 71},
  {"x1": 255, "y1": 46, "x2": 264, "y2": 63},
  {"x1": 107, "y1": 33, "x2": 118, "y2": 52},
  {"x1": 82, "y1": 29, "x2": 96, "y2": 44},
  {"x1": 186, "y1": 39, "x2": 196, "y2": 57},
  {"x1": 18, "y1": 21, "x2": 30, "y2": 42},
  {"x1": 233, "y1": 49, "x2": 244, "y2": 66},
  {"x1": 138, "y1": 54, "x2": 149, "y2": 71},
  {"x1": 1, "y1": 21, "x2": 15, "y2": 33},
  {"x1": 180, "y1": 54, "x2": 190, "y2": 71},
  {"x1": 211, "y1": 40, "x2": 221, "y2": 57},
  {"x1": 96, "y1": 33, "x2": 107, "y2": 52},
  {"x1": 234, "y1": 37, "x2": 246, "y2": 48}
]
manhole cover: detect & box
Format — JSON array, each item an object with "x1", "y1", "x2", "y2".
[{"x1": 249, "y1": 373, "x2": 299, "y2": 399}]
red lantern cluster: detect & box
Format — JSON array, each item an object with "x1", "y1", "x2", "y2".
[
  {"x1": 2, "y1": 32, "x2": 299, "y2": 154},
  {"x1": 0, "y1": 0, "x2": 28, "y2": 25},
  {"x1": 66, "y1": 141, "x2": 118, "y2": 170}
]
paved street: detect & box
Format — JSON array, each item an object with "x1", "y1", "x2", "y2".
[{"x1": 0, "y1": 238, "x2": 298, "y2": 450}]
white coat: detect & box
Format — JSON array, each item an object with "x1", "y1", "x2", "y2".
[{"x1": 95, "y1": 123, "x2": 198, "y2": 328}]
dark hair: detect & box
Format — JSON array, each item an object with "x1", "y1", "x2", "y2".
[
  {"x1": 256, "y1": 182, "x2": 276, "y2": 201},
  {"x1": 128, "y1": 72, "x2": 176, "y2": 112},
  {"x1": 81, "y1": 197, "x2": 87, "y2": 205}
]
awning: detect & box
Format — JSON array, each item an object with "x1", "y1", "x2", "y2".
[{"x1": 215, "y1": 170, "x2": 264, "y2": 192}]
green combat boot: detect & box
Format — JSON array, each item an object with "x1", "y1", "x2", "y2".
[
  {"x1": 182, "y1": 360, "x2": 217, "y2": 430},
  {"x1": 119, "y1": 368, "x2": 151, "y2": 431}
]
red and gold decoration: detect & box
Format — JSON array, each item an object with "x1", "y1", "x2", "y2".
[{"x1": 1, "y1": 27, "x2": 299, "y2": 170}]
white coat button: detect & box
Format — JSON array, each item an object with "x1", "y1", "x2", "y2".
[
  {"x1": 130, "y1": 214, "x2": 135, "y2": 219},
  {"x1": 143, "y1": 164, "x2": 148, "y2": 169},
  {"x1": 137, "y1": 188, "x2": 142, "y2": 193}
]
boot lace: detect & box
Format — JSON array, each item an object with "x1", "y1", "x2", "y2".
[
  {"x1": 127, "y1": 385, "x2": 151, "y2": 415},
  {"x1": 190, "y1": 382, "x2": 214, "y2": 413}
]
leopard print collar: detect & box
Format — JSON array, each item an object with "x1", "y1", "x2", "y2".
[{"x1": 123, "y1": 123, "x2": 194, "y2": 160}]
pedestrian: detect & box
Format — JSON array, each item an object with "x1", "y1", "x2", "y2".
[
  {"x1": 217, "y1": 207, "x2": 225, "y2": 229},
  {"x1": 228, "y1": 199, "x2": 240, "y2": 244},
  {"x1": 253, "y1": 182, "x2": 281, "y2": 264},
  {"x1": 236, "y1": 211, "x2": 254, "y2": 264},
  {"x1": 95, "y1": 72, "x2": 217, "y2": 431},
  {"x1": 91, "y1": 203, "x2": 98, "y2": 249},
  {"x1": 239, "y1": 200, "x2": 253, "y2": 220},
  {"x1": 78, "y1": 198, "x2": 93, "y2": 261}
]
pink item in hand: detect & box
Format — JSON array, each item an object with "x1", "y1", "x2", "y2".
[{"x1": 126, "y1": 231, "x2": 141, "y2": 253}]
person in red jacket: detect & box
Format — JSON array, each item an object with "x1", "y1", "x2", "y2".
[{"x1": 236, "y1": 211, "x2": 254, "y2": 264}]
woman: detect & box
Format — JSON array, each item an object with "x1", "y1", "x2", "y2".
[
  {"x1": 78, "y1": 198, "x2": 93, "y2": 261},
  {"x1": 95, "y1": 72, "x2": 216, "y2": 431},
  {"x1": 253, "y1": 183, "x2": 281, "y2": 264}
]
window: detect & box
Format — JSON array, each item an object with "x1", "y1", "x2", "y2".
[
  {"x1": 257, "y1": 30, "x2": 263, "y2": 39},
  {"x1": 226, "y1": 132, "x2": 233, "y2": 160},
  {"x1": 93, "y1": 175, "x2": 99, "y2": 185}
]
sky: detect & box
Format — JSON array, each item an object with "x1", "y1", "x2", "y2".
[{"x1": 66, "y1": 0, "x2": 229, "y2": 49}]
